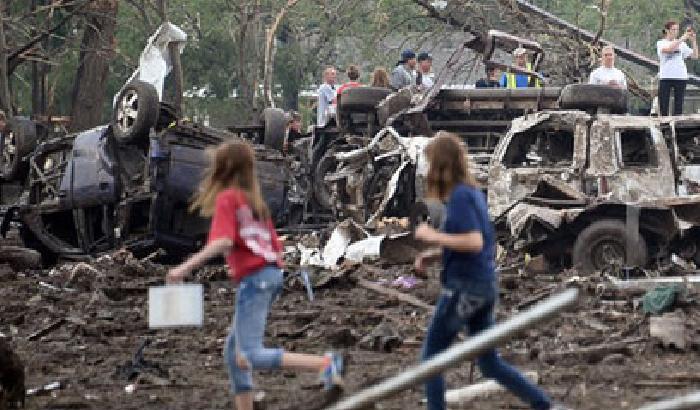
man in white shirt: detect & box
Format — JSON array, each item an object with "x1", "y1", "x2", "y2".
[
  {"x1": 316, "y1": 66, "x2": 337, "y2": 127},
  {"x1": 416, "y1": 52, "x2": 434, "y2": 89},
  {"x1": 589, "y1": 45, "x2": 627, "y2": 89}
]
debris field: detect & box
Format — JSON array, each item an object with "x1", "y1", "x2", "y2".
[{"x1": 2, "y1": 232, "x2": 700, "y2": 410}]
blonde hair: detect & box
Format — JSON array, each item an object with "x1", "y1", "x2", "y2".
[
  {"x1": 425, "y1": 131, "x2": 477, "y2": 201},
  {"x1": 190, "y1": 140, "x2": 270, "y2": 220}
]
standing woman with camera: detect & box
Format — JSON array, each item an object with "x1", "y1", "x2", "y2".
[{"x1": 657, "y1": 21, "x2": 699, "y2": 116}]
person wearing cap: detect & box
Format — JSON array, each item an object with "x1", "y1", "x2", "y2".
[
  {"x1": 416, "y1": 52, "x2": 435, "y2": 89},
  {"x1": 390, "y1": 49, "x2": 417, "y2": 90},
  {"x1": 588, "y1": 45, "x2": 627, "y2": 89},
  {"x1": 336, "y1": 64, "x2": 363, "y2": 101},
  {"x1": 475, "y1": 63, "x2": 502, "y2": 88},
  {"x1": 316, "y1": 66, "x2": 337, "y2": 127},
  {"x1": 500, "y1": 47, "x2": 541, "y2": 88}
]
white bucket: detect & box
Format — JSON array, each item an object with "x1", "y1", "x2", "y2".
[{"x1": 148, "y1": 284, "x2": 204, "y2": 328}]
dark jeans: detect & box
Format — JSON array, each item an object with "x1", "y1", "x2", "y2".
[
  {"x1": 659, "y1": 79, "x2": 687, "y2": 116},
  {"x1": 421, "y1": 280, "x2": 551, "y2": 410}
]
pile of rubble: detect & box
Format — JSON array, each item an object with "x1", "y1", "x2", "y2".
[{"x1": 1, "y1": 230, "x2": 699, "y2": 410}]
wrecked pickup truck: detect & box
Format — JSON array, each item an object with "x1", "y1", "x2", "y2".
[{"x1": 489, "y1": 96, "x2": 700, "y2": 273}]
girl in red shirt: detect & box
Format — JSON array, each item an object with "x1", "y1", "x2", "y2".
[{"x1": 167, "y1": 141, "x2": 342, "y2": 410}]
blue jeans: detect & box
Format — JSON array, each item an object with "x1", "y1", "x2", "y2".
[
  {"x1": 422, "y1": 280, "x2": 551, "y2": 410},
  {"x1": 224, "y1": 266, "x2": 284, "y2": 394}
]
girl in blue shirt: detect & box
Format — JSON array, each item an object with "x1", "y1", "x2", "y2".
[{"x1": 415, "y1": 132, "x2": 559, "y2": 410}]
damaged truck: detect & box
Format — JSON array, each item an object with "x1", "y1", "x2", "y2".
[{"x1": 489, "y1": 94, "x2": 700, "y2": 274}]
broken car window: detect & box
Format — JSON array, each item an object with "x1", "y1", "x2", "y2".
[
  {"x1": 503, "y1": 128, "x2": 574, "y2": 168},
  {"x1": 674, "y1": 129, "x2": 700, "y2": 165},
  {"x1": 618, "y1": 128, "x2": 657, "y2": 167}
]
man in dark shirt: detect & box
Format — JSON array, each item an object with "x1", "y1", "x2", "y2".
[{"x1": 475, "y1": 64, "x2": 502, "y2": 88}]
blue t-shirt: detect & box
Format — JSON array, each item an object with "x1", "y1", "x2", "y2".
[
  {"x1": 499, "y1": 72, "x2": 531, "y2": 88},
  {"x1": 441, "y1": 183, "x2": 496, "y2": 287}
]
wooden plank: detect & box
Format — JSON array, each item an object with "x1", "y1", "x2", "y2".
[{"x1": 357, "y1": 278, "x2": 434, "y2": 311}]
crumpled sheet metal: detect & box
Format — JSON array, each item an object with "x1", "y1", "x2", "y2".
[
  {"x1": 320, "y1": 219, "x2": 369, "y2": 268},
  {"x1": 488, "y1": 111, "x2": 588, "y2": 218},
  {"x1": 507, "y1": 202, "x2": 583, "y2": 238},
  {"x1": 115, "y1": 22, "x2": 187, "y2": 104}
]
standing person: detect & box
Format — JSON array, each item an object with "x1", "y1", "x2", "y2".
[
  {"x1": 336, "y1": 64, "x2": 363, "y2": 100},
  {"x1": 475, "y1": 63, "x2": 502, "y2": 88},
  {"x1": 500, "y1": 47, "x2": 541, "y2": 88},
  {"x1": 416, "y1": 52, "x2": 435, "y2": 89},
  {"x1": 317, "y1": 66, "x2": 337, "y2": 127},
  {"x1": 371, "y1": 67, "x2": 391, "y2": 88},
  {"x1": 166, "y1": 141, "x2": 343, "y2": 410},
  {"x1": 589, "y1": 45, "x2": 627, "y2": 89},
  {"x1": 415, "y1": 132, "x2": 559, "y2": 410},
  {"x1": 390, "y1": 49, "x2": 417, "y2": 90},
  {"x1": 657, "y1": 21, "x2": 699, "y2": 116}
]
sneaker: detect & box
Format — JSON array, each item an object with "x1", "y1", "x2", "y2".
[{"x1": 320, "y1": 352, "x2": 344, "y2": 391}]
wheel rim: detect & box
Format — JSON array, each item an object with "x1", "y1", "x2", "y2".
[
  {"x1": 1, "y1": 131, "x2": 17, "y2": 172},
  {"x1": 590, "y1": 237, "x2": 625, "y2": 270},
  {"x1": 116, "y1": 89, "x2": 139, "y2": 134}
]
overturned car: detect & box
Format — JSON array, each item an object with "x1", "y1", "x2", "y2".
[{"x1": 1, "y1": 83, "x2": 306, "y2": 263}]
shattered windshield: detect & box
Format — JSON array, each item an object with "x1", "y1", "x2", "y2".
[{"x1": 503, "y1": 128, "x2": 574, "y2": 168}]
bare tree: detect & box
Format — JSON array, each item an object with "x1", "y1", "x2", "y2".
[{"x1": 263, "y1": 0, "x2": 300, "y2": 108}]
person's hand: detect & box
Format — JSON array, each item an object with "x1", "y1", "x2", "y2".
[
  {"x1": 415, "y1": 223, "x2": 440, "y2": 244},
  {"x1": 414, "y1": 253, "x2": 427, "y2": 273},
  {"x1": 166, "y1": 265, "x2": 189, "y2": 284}
]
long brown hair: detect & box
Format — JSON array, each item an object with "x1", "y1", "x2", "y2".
[
  {"x1": 425, "y1": 131, "x2": 478, "y2": 201},
  {"x1": 190, "y1": 140, "x2": 270, "y2": 220},
  {"x1": 371, "y1": 67, "x2": 390, "y2": 88}
]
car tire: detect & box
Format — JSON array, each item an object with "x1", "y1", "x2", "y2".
[
  {"x1": 262, "y1": 107, "x2": 287, "y2": 151},
  {"x1": 313, "y1": 148, "x2": 337, "y2": 210},
  {"x1": 377, "y1": 89, "x2": 412, "y2": 126},
  {"x1": 1, "y1": 117, "x2": 38, "y2": 181},
  {"x1": 572, "y1": 219, "x2": 647, "y2": 274},
  {"x1": 558, "y1": 84, "x2": 628, "y2": 114},
  {"x1": 112, "y1": 80, "x2": 160, "y2": 144}
]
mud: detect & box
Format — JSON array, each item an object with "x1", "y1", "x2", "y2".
[{"x1": 1, "y1": 247, "x2": 700, "y2": 410}]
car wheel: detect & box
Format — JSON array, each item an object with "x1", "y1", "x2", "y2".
[
  {"x1": 572, "y1": 219, "x2": 647, "y2": 274},
  {"x1": 1, "y1": 117, "x2": 38, "y2": 181},
  {"x1": 112, "y1": 80, "x2": 159, "y2": 144},
  {"x1": 313, "y1": 149, "x2": 337, "y2": 210},
  {"x1": 559, "y1": 84, "x2": 628, "y2": 114},
  {"x1": 262, "y1": 107, "x2": 287, "y2": 151}
]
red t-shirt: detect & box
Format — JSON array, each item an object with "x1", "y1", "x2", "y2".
[
  {"x1": 335, "y1": 82, "x2": 362, "y2": 102},
  {"x1": 207, "y1": 188, "x2": 283, "y2": 281}
]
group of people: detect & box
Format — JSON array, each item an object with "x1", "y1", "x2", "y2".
[
  {"x1": 161, "y1": 18, "x2": 700, "y2": 410},
  {"x1": 315, "y1": 49, "x2": 435, "y2": 127}
]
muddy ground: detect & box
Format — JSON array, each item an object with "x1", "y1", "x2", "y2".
[{"x1": 1, "y1": 241, "x2": 700, "y2": 410}]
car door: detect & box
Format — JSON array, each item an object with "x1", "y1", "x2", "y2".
[{"x1": 588, "y1": 117, "x2": 675, "y2": 202}]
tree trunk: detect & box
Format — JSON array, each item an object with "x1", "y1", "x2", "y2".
[
  {"x1": 233, "y1": 1, "x2": 263, "y2": 122},
  {"x1": 0, "y1": 0, "x2": 13, "y2": 115},
  {"x1": 263, "y1": 0, "x2": 301, "y2": 108},
  {"x1": 69, "y1": 0, "x2": 118, "y2": 132}
]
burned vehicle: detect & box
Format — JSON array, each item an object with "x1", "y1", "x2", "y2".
[
  {"x1": 488, "y1": 92, "x2": 700, "y2": 273},
  {"x1": 0, "y1": 82, "x2": 306, "y2": 262},
  {"x1": 304, "y1": 30, "x2": 577, "y2": 224}
]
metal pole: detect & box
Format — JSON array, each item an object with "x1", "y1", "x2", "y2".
[
  {"x1": 636, "y1": 392, "x2": 700, "y2": 410},
  {"x1": 325, "y1": 288, "x2": 579, "y2": 410}
]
